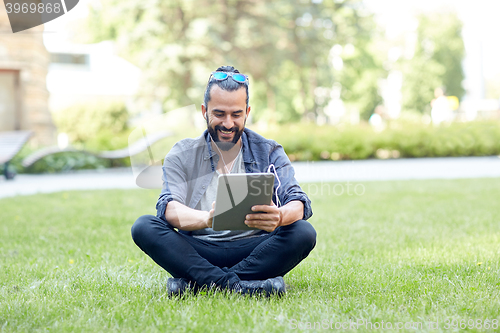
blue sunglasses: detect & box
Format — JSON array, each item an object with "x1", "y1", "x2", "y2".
[{"x1": 209, "y1": 71, "x2": 249, "y2": 84}]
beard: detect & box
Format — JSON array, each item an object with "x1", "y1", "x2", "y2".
[{"x1": 207, "y1": 118, "x2": 245, "y2": 151}]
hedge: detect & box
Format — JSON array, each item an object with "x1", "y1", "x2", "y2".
[
  {"x1": 260, "y1": 120, "x2": 500, "y2": 161},
  {"x1": 6, "y1": 120, "x2": 500, "y2": 175}
]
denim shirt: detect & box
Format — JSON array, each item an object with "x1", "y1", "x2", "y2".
[{"x1": 155, "y1": 128, "x2": 313, "y2": 227}]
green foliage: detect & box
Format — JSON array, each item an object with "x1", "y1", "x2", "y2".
[
  {"x1": 342, "y1": 66, "x2": 384, "y2": 121},
  {"x1": 12, "y1": 120, "x2": 500, "y2": 175},
  {"x1": 6, "y1": 146, "x2": 126, "y2": 174},
  {"x1": 53, "y1": 100, "x2": 131, "y2": 151},
  {"x1": 401, "y1": 57, "x2": 445, "y2": 115},
  {"x1": 260, "y1": 120, "x2": 500, "y2": 160},
  {"x1": 6, "y1": 101, "x2": 133, "y2": 174},
  {"x1": 263, "y1": 123, "x2": 375, "y2": 160},
  {"x1": 400, "y1": 12, "x2": 465, "y2": 113},
  {"x1": 23, "y1": 152, "x2": 111, "y2": 173},
  {"x1": 419, "y1": 13, "x2": 465, "y2": 99},
  {"x1": 336, "y1": 16, "x2": 385, "y2": 121},
  {"x1": 80, "y1": 0, "x2": 384, "y2": 123},
  {"x1": 9, "y1": 129, "x2": 195, "y2": 174},
  {"x1": 378, "y1": 121, "x2": 500, "y2": 158},
  {"x1": 1, "y1": 179, "x2": 500, "y2": 331}
]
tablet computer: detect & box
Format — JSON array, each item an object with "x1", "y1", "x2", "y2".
[{"x1": 212, "y1": 173, "x2": 275, "y2": 231}]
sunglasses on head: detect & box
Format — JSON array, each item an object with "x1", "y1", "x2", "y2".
[{"x1": 209, "y1": 71, "x2": 249, "y2": 84}]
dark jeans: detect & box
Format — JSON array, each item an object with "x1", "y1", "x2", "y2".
[{"x1": 131, "y1": 215, "x2": 316, "y2": 288}]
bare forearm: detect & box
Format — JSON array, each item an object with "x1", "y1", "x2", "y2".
[
  {"x1": 278, "y1": 200, "x2": 304, "y2": 226},
  {"x1": 165, "y1": 201, "x2": 210, "y2": 231}
]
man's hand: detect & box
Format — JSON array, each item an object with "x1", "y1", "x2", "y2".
[
  {"x1": 244, "y1": 201, "x2": 282, "y2": 232},
  {"x1": 206, "y1": 201, "x2": 215, "y2": 228},
  {"x1": 166, "y1": 200, "x2": 216, "y2": 231}
]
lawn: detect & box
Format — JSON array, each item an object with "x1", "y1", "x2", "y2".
[{"x1": 1, "y1": 178, "x2": 499, "y2": 332}]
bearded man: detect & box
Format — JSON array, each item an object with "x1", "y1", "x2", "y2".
[{"x1": 131, "y1": 65, "x2": 316, "y2": 296}]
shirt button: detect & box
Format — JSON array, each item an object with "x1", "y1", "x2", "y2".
[{"x1": 202, "y1": 186, "x2": 206, "y2": 189}]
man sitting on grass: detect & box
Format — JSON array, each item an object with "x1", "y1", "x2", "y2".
[{"x1": 131, "y1": 65, "x2": 316, "y2": 296}]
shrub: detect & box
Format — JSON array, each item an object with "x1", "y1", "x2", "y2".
[
  {"x1": 52, "y1": 100, "x2": 131, "y2": 151},
  {"x1": 261, "y1": 120, "x2": 500, "y2": 161},
  {"x1": 24, "y1": 152, "x2": 110, "y2": 173},
  {"x1": 10, "y1": 120, "x2": 500, "y2": 175}
]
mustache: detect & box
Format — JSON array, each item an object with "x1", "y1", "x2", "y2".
[{"x1": 214, "y1": 125, "x2": 238, "y2": 132}]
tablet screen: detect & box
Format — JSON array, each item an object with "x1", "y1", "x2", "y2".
[{"x1": 212, "y1": 173, "x2": 275, "y2": 231}]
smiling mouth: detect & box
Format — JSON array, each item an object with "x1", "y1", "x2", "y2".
[{"x1": 219, "y1": 129, "x2": 233, "y2": 135}]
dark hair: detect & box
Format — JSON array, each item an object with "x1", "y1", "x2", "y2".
[{"x1": 203, "y1": 65, "x2": 249, "y2": 109}]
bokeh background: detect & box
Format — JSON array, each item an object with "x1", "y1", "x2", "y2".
[{"x1": 1, "y1": 0, "x2": 500, "y2": 172}]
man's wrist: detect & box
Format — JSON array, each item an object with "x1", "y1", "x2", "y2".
[{"x1": 204, "y1": 211, "x2": 210, "y2": 229}]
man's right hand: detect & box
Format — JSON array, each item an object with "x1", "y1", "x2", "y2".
[
  {"x1": 206, "y1": 201, "x2": 215, "y2": 228},
  {"x1": 165, "y1": 200, "x2": 216, "y2": 231}
]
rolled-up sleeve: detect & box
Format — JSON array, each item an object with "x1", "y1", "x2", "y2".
[
  {"x1": 270, "y1": 145, "x2": 313, "y2": 220},
  {"x1": 155, "y1": 143, "x2": 188, "y2": 220}
]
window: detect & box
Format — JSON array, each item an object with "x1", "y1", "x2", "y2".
[{"x1": 50, "y1": 53, "x2": 89, "y2": 65}]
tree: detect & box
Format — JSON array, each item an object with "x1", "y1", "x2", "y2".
[
  {"x1": 400, "y1": 11, "x2": 465, "y2": 114},
  {"x1": 332, "y1": 4, "x2": 385, "y2": 121},
  {"x1": 80, "y1": 0, "x2": 383, "y2": 123}
]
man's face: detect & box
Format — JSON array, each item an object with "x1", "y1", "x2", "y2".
[{"x1": 203, "y1": 85, "x2": 250, "y2": 151}]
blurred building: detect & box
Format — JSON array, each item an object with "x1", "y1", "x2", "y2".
[
  {"x1": 0, "y1": 11, "x2": 56, "y2": 146},
  {"x1": 46, "y1": 41, "x2": 141, "y2": 112}
]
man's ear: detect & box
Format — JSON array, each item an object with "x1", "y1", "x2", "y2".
[
  {"x1": 246, "y1": 105, "x2": 251, "y2": 118},
  {"x1": 201, "y1": 104, "x2": 207, "y2": 119}
]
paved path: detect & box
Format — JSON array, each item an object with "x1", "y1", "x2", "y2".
[
  {"x1": 292, "y1": 156, "x2": 500, "y2": 182},
  {"x1": 1, "y1": 156, "x2": 499, "y2": 199}
]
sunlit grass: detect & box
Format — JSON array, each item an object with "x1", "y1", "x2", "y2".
[{"x1": 1, "y1": 179, "x2": 499, "y2": 332}]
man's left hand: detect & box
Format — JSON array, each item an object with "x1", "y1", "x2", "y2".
[{"x1": 245, "y1": 201, "x2": 282, "y2": 232}]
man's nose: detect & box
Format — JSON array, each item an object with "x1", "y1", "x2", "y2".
[{"x1": 222, "y1": 115, "x2": 234, "y2": 129}]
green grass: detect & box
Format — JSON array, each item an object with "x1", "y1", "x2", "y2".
[{"x1": 1, "y1": 179, "x2": 500, "y2": 332}]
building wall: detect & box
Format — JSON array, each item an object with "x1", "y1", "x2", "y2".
[{"x1": 0, "y1": 10, "x2": 55, "y2": 146}]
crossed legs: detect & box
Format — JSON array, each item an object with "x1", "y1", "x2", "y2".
[{"x1": 131, "y1": 215, "x2": 316, "y2": 288}]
